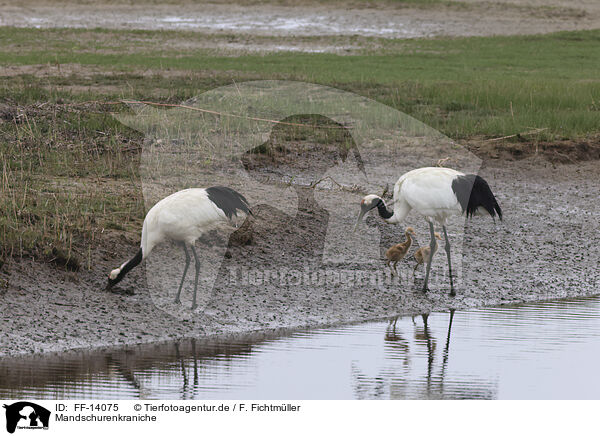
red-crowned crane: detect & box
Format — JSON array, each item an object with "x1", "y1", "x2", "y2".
[
  {"x1": 105, "y1": 186, "x2": 251, "y2": 309},
  {"x1": 354, "y1": 167, "x2": 501, "y2": 296}
]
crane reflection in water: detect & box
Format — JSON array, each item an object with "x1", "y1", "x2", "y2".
[
  {"x1": 0, "y1": 312, "x2": 493, "y2": 400},
  {"x1": 351, "y1": 310, "x2": 497, "y2": 400},
  {"x1": 0, "y1": 312, "x2": 498, "y2": 400},
  {"x1": 7, "y1": 297, "x2": 600, "y2": 399}
]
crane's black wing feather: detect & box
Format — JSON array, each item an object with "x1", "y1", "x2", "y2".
[
  {"x1": 206, "y1": 186, "x2": 252, "y2": 220},
  {"x1": 451, "y1": 174, "x2": 502, "y2": 220}
]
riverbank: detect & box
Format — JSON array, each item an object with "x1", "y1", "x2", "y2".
[
  {"x1": 1, "y1": 0, "x2": 599, "y2": 358},
  {"x1": 1, "y1": 158, "x2": 599, "y2": 357}
]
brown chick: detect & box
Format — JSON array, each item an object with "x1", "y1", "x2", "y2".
[
  {"x1": 385, "y1": 227, "x2": 416, "y2": 278},
  {"x1": 413, "y1": 232, "x2": 442, "y2": 275}
]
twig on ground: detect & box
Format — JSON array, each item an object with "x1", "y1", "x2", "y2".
[{"x1": 487, "y1": 127, "x2": 548, "y2": 142}]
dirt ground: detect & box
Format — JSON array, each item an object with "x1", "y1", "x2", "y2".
[
  {"x1": 1, "y1": 0, "x2": 599, "y2": 52},
  {"x1": 1, "y1": 0, "x2": 599, "y2": 358},
  {"x1": 1, "y1": 155, "x2": 599, "y2": 357}
]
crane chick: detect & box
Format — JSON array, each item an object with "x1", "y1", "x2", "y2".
[
  {"x1": 413, "y1": 232, "x2": 442, "y2": 276},
  {"x1": 385, "y1": 227, "x2": 416, "y2": 279}
]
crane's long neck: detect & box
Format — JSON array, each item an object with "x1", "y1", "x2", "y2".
[
  {"x1": 108, "y1": 248, "x2": 143, "y2": 289},
  {"x1": 377, "y1": 198, "x2": 411, "y2": 224},
  {"x1": 119, "y1": 249, "x2": 142, "y2": 278},
  {"x1": 376, "y1": 199, "x2": 394, "y2": 220},
  {"x1": 405, "y1": 231, "x2": 413, "y2": 248}
]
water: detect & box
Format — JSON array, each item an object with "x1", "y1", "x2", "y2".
[
  {"x1": 4, "y1": 13, "x2": 441, "y2": 39},
  {"x1": 1, "y1": 296, "x2": 599, "y2": 400}
]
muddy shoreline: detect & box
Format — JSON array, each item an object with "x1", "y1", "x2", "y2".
[
  {"x1": 1, "y1": 0, "x2": 599, "y2": 359},
  {"x1": 1, "y1": 157, "x2": 599, "y2": 358},
  {"x1": 1, "y1": 0, "x2": 600, "y2": 53}
]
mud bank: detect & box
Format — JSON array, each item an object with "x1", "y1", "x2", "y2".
[
  {"x1": 1, "y1": 0, "x2": 599, "y2": 52},
  {"x1": 1, "y1": 158, "x2": 599, "y2": 358}
]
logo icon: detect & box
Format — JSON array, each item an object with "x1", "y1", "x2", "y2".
[{"x1": 3, "y1": 402, "x2": 50, "y2": 434}]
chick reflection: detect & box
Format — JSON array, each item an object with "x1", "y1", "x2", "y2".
[{"x1": 384, "y1": 317, "x2": 411, "y2": 367}]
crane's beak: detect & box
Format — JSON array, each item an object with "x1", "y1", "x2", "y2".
[{"x1": 353, "y1": 209, "x2": 367, "y2": 232}]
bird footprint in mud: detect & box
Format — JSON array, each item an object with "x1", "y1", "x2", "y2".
[{"x1": 106, "y1": 286, "x2": 135, "y2": 296}]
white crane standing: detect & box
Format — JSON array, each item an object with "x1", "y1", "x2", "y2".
[
  {"x1": 355, "y1": 167, "x2": 502, "y2": 295},
  {"x1": 105, "y1": 186, "x2": 251, "y2": 309}
]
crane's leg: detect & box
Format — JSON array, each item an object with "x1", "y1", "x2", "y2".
[
  {"x1": 422, "y1": 221, "x2": 436, "y2": 292},
  {"x1": 175, "y1": 244, "x2": 190, "y2": 304},
  {"x1": 442, "y1": 226, "x2": 456, "y2": 296},
  {"x1": 393, "y1": 261, "x2": 401, "y2": 281},
  {"x1": 386, "y1": 260, "x2": 394, "y2": 277},
  {"x1": 190, "y1": 245, "x2": 201, "y2": 310}
]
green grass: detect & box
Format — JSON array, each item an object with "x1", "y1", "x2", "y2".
[
  {"x1": 1, "y1": 27, "x2": 599, "y2": 139},
  {"x1": 0, "y1": 26, "x2": 599, "y2": 266},
  {"x1": 0, "y1": 104, "x2": 145, "y2": 267}
]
